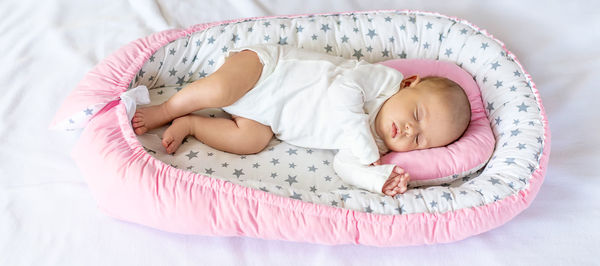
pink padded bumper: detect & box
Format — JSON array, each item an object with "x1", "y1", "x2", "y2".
[{"x1": 58, "y1": 10, "x2": 550, "y2": 246}]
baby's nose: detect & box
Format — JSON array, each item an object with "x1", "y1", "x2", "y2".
[{"x1": 403, "y1": 123, "x2": 413, "y2": 136}]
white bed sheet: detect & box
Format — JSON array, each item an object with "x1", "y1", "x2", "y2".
[{"x1": 1, "y1": 0, "x2": 599, "y2": 265}]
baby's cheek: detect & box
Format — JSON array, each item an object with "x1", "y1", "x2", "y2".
[{"x1": 388, "y1": 142, "x2": 410, "y2": 153}]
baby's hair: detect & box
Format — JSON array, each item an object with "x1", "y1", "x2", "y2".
[{"x1": 420, "y1": 76, "x2": 471, "y2": 138}]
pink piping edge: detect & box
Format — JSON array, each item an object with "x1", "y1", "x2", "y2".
[
  {"x1": 92, "y1": 99, "x2": 121, "y2": 120},
  {"x1": 89, "y1": 10, "x2": 551, "y2": 242}
]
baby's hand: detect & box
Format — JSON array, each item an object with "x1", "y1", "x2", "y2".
[{"x1": 382, "y1": 166, "x2": 410, "y2": 197}]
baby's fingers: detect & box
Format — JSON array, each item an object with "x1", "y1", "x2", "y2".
[
  {"x1": 399, "y1": 173, "x2": 410, "y2": 193},
  {"x1": 393, "y1": 166, "x2": 405, "y2": 175}
]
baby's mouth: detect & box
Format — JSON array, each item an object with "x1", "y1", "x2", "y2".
[{"x1": 391, "y1": 122, "x2": 398, "y2": 138}]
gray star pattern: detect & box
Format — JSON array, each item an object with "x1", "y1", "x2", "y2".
[
  {"x1": 186, "y1": 150, "x2": 198, "y2": 160},
  {"x1": 442, "y1": 192, "x2": 452, "y2": 201},
  {"x1": 278, "y1": 36, "x2": 288, "y2": 45},
  {"x1": 290, "y1": 192, "x2": 302, "y2": 200},
  {"x1": 486, "y1": 102, "x2": 495, "y2": 112},
  {"x1": 511, "y1": 129, "x2": 522, "y2": 137},
  {"x1": 366, "y1": 29, "x2": 377, "y2": 39},
  {"x1": 491, "y1": 61, "x2": 501, "y2": 70},
  {"x1": 444, "y1": 48, "x2": 453, "y2": 57},
  {"x1": 233, "y1": 169, "x2": 245, "y2": 178},
  {"x1": 517, "y1": 102, "x2": 530, "y2": 112},
  {"x1": 340, "y1": 194, "x2": 351, "y2": 202},
  {"x1": 285, "y1": 175, "x2": 298, "y2": 186},
  {"x1": 429, "y1": 201, "x2": 438, "y2": 208},
  {"x1": 505, "y1": 158, "x2": 516, "y2": 165},
  {"x1": 352, "y1": 49, "x2": 364, "y2": 60},
  {"x1": 494, "y1": 80, "x2": 503, "y2": 88},
  {"x1": 489, "y1": 177, "x2": 501, "y2": 185}
]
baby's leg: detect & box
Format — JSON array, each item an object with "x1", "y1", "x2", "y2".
[
  {"x1": 162, "y1": 114, "x2": 273, "y2": 155},
  {"x1": 132, "y1": 50, "x2": 263, "y2": 135}
]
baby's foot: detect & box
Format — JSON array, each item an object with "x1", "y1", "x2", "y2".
[
  {"x1": 132, "y1": 104, "x2": 172, "y2": 135},
  {"x1": 382, "y1": 167, "x2": 410, "y2": 197},
  {"x1": 162, "y1": 116, "x2": 192, "y2": 154}
]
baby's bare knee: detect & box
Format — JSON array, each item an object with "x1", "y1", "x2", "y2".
[
  {"x1": 230, "y1": 119, "x2": 273, "y2": 155},
  {"x1": 232, "y1": 142, "x2": 266, "y2": 155},
  {"x1": 235, "y1": 133, "x2": 272, "y2": 155}
]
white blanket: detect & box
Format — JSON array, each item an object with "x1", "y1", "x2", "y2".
[{"x1": 1, "y1": 0, "x2": 598, "y2": 265}]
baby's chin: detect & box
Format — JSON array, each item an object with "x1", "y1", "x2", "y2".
[{"x1": 389, "y1": 147, "x2": 415, "y2": 153}]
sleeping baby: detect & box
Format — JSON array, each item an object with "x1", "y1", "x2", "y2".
[{"x1": 132, "y1": 44, "x2": 471, "y2": 197}]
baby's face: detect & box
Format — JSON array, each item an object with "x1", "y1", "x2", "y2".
[{"x1": 375, "y1": 76, "x2": 467, "y2": 152}]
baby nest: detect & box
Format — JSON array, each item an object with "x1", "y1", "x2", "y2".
[{"x1": 51, "y1": 10, "x2": 550, "y2": 246}]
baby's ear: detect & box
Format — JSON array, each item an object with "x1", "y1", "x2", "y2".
[{"x1": 400, "y1": 75, "x2": 421, "y2": 88}]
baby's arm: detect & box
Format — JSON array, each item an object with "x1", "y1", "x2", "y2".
[{"x1": 333, "y1": 149, "x2": 410, "y2": 196}]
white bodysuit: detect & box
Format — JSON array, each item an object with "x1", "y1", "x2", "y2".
[{"x1": 221, "y1": 44, "x2": 404, "y2": 194}]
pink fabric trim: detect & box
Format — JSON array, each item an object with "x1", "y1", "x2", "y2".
[{"x1": 66, "y1": 10, "x2": 550, "y2": 246}]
